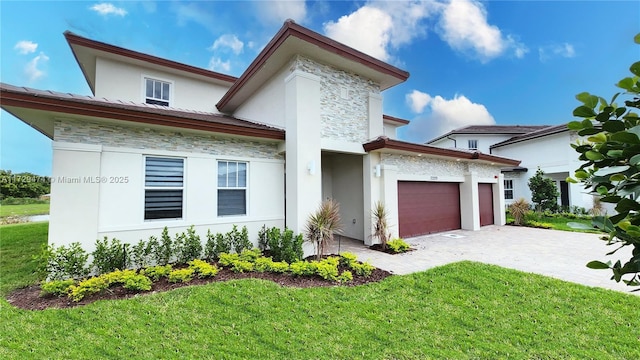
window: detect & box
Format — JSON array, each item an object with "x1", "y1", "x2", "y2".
[
  {"x1": 218, "y1": 161, "x2": 247, "y2": 216},
  {"x1": 144, "y1": 157, "x2": 184, "y2": 220},
  {"x1": 145, "y1": 78, "x2": 170, "y2": 106},
  {"x1": 468, "y1": 139, "x2": 478, "y2": 150},
  {"x1": 504, "y1": 180, "x2": 514, "y2": 200}
]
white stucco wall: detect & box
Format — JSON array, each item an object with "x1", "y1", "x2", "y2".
[
  {"x1": 431, "y1": 134, "x2": 515, "y2": 153},
  {"x1": 94, "y1": 57, "x2": 230, "y2": 113},
  {"x1": 234, "y1": 65, "x2": 288, "y2": 128},
  {"x1": 492, "y1": 131, "x2": 598, "y2": 211},
  {"x1": 49, "y1": 119, "x2": 285, "y2": 251}
]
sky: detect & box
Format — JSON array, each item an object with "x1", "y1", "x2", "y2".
[{"x1": 1, "y1": 0, "x2": 639, "y2": 175}]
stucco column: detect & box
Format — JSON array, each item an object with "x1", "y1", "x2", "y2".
[
  {"x1": 368, "y1": 92, "x2": 383, "y2": 139},
  {"x1": 49, "y1": 142, "x2": 102, "y2": 247},
  {"x1": 494, "y1": 173, "x2": 506, "y2": 225},
  {"x1": 381, "y1": 164, "x2": 399, "y2": 241},
  {"x1": 284, "y1": 70, "x2": 322, "y2": 235},
  {"x1": 460, "y1": 171, "x2": 480, "y2": 230}
]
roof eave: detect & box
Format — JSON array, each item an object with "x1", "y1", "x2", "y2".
[
  {"x1": 216, "y1": 20, "x2": 409, "y2": 113},
  {"x1": 0, "y1": 87, "x2": 285, "y2": 141},
  {"x1": 364, "y1": 137, "x2": 520, "y2": 166}
]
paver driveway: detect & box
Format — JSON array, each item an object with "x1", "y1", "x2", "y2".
[{"x1": 330, "y1": 225, "x2": 637, "y2": 295}]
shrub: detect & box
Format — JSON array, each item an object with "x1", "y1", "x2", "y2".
[
  {"x1": 254, "y1": 257, "x2": 289, "y2": 273},
  {"x1": 175, "y1": 226, "x2": 203, "y2": 264},
  {"x1": 315, "y1": 257, "x2": 340, "y2": 281},
  {"x1": 68, "y1": 276, "x2": 110, "y2": 302},
  {"x1": 204, "y1": 230, "x2": 217, "y2": 261},
  {"x1": 168, "y1": 268, "x2": 195, "y2": 283},
  {"x1": 141, "y1": 264, "x2": 172, "y2": 281},
  {"x1": 509, "y1": 198, "x2": 530, "y2": 226},
  {"x1": 122, "y1": 274, "x2": 153, "y2": 291},
  {"x1": 339, "y1": 252, "x2": 358, "y2": 267},
  {"x1": 188, "y1": 259, "x2": 218, "y2": 278},
  {"x1": 229, "y1": 225, "x2": 252, "y2": 254},
  {"x1": 231, "y1": 260, "x2": 254, "y2": 273},
  {"x1": 305, "y1": 200, "x2": 343, "y2": 260},
  {"x1": 267, "y1": 227, "x2": 303, "y2": 263},
  {"x1": 337, "y1": 270, "x2": 353, "y2": 283},
  {"x1": 92, "y1": 237, "x2": 130, "y2": 274},
  {"x1": 155, "y1": 227, "x2": 173, "y2": 266},
  {"x1": 43, "y1": 242, "x2": 90, "y2": 280},
  {"x1": 40, "y1": 279, "x2": 75, "y2": 297},
  {"x1": 239, "y1": 248, "x2": 261, "y2": 262},
  {"x1": 350, "y1": 261, "x2": 375, "y2": 277},
  {"x1": 131, "y1": 238, "x2": 155, "y2": 269},
  {"x1": 372, "y1": 201, "x2": 391, "y2": 250},
  {"x1": 290, "y1": 261, "x2": 317, "y2": 276},
  {"x1": 257, "y1": 225, "x2": 269, "y2": 251},
  {"x1": 218, "y1": 253, "x2": 240, "y2": 267},
  {"x1": 387, "y1": 238, "x2": 410, "y2": 253},
  {"x1": 215, "y1": 232, "x2": 231, "y2": 258},
  {"x1": 526, "y1": 221, "x2": 553, "y2": 229},
  {"x1": 172, "y1": 231, "x2": 186, "y2": 264}
]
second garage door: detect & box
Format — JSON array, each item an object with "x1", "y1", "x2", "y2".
[{"x1": 398, "y1": 181, "x2": 461, "y2": 238}]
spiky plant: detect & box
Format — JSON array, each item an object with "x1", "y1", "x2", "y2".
[
  {"x1": 372, "y1": 201, "x2": 391, "y2": 250},
  {"x1": 509, "y1": 198, "x2": 530, "y2": 226},
  {"x1": 589, "y1": 196, "x2": 605, "y2": 216},
  {"x1": 305, "y1": 199, "x2": 342, "y2": 260}
]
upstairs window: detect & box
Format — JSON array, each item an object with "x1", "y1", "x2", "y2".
[
  {"x1": 504, "y1": 180, "x2": 514, "y2": 200},
  {"x1": 468, "y1": 139, "x2": 478, "y2": 150},
  {"x1": 145, "y1": 78, "x2": 170, "y2": 106},
  {"x1": 218, "y1": 161, "x2": 247, "y2": 216},
  {"x1": 145, "y1": 157, "x2": 184, "y2": 220}
]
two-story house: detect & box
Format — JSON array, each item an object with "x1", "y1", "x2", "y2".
[
  {"x1": 428, "y1": 124, "x2": 603, "y2": 212},
  {"x1": 1, "y1": 21, "x2": 519, "y2": 252}
]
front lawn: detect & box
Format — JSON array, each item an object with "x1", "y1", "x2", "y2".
[
  {"x1": 507, "y1": 212, "x2": 601, "y2": 233},
  {"x1": 0, "y1": 203, "x2": 50, "y2": 218},
  {"x1": 1, "y1": 223, "x2": 639, "y2": 359}
]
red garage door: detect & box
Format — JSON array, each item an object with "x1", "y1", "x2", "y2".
[
  {"x1": 398, "y1": 181, "x2": 461, "y2": 238},
  {"x1": 479, "y1": 183, "x2": 494, "y2": 226}
]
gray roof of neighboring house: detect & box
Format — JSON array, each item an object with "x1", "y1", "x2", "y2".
[
  {"x1": 427, "y1": 125, "x2": 551, "y2": 144},
  {"x1": 489, "y1": 124, "x2": 569, "y2": 149}
]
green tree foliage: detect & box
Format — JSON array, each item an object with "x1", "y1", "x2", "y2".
[
  {"x1": 528, "y1": 168, "x2": 559, "y2": 212},
  {"x1": 0, "y1": 170, "x2": 50, "y2": 199},
  {"x1": 567, "y1": 33, "x2": 640, "y2": 289}
]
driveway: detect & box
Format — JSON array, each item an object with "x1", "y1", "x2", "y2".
[{"x1": 330, "y1": 225, "x2": 637, "y2": 295}]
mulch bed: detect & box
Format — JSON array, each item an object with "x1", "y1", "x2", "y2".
[
  {"x1": 6, "y1": 266, "x2": 392, "y2": 311},
  {"x1": 368, "y1": 244, "x2": 415, "y2": 255}
]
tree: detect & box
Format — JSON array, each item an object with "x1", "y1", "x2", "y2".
[
  {"x1": 0, "y1": 170, "x2": 50, "y2": 199},
  {"x1": 567, "y1": 33, "x2": 640, "y2": 289},
  {"x1": 305, "y1": 199, "x2": 342, "y2": 260},
  {"x1": 528, "y1": 168, "x2": 559, "y2": 212}
]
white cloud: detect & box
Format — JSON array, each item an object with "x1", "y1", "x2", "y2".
[
  {"x1": 208, "y1": 57, "x2": 231, "y2": 73},
  {"x1": 438, "y1": 0, "x2": 526, "y2": 62},
  {"x1": 324, "y1": 6, "x2": 394, "y2": 61},
  {"x1": 210, "y1": 34, "x2": 244, "y2": 55},
  {"x1": 175, "y1": 3, "x2": 214, "y2": 29},
  {"x1": 539, "y1": 42, "x2": 576, "y2": 62},
  {"x1": 14, "y1": 40, "x2": 38, "y2": 55},
  {"x1": 403, "y1": 91, "x2": 495, "y2": 142},
  {"x1": 25, "y1": 52, "x2": 49, "y2": 82},
  {"x1": 255, "y1": 0, "x2": 307, "y2": 25},
  {"x1": 90, "y1": 3, "x2": 127, "y2": 16},
  {"x1": 406, "y1": 90, "x2": 432, "y2": 113}
]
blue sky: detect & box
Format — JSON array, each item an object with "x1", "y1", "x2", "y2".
[{"x1": 1, "y1": 0, "x2": 638, "y2": 175}]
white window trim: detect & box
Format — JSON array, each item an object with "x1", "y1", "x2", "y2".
[
  {"x1": 468, "y1": 139, "x2": 478, "y2": 150},
  {"x1": 217, "y1": 160, "x2": 249, "y2": 217},
  {"x1": 141, "y1": 74, "x2": 174, "y2": 107},
  {"x1": 143, "y1": 155, "x2": 186, "y2": 221},
  {"x1": 504, "y1": 179, "x2": 514, "y2": 200}
]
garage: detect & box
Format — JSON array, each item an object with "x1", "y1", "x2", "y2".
[
  {"x1": 479, "y1": 183, "x2": 494, "y2": 226},
  {"x1": 397, "y1": 181, "x2": 461, "y2": 238}
]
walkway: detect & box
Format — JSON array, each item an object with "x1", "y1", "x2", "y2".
[{"x1": 329, "y1": 225, "x2": 638, "y2": 295}]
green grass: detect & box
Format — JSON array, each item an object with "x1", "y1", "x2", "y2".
[
  {"x1": 0, "y1": 203, "x2": 50, "y2": 218},
  {"x1": 1, "y1": 223, "x2": 639, "y2": 359},
  {"x1": 507, "y1": 212, "x2": 601, "y2": 233},
  {"x1": 0, "y1": 222, "x2": 48, "y2": 295}
]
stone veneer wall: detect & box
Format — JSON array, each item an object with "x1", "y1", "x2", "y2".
[
  {"x1": 54, "y1": 119, "x2": 283, "y2": 160},
  {"x1": 381, "y1": 154, "x2": 502, "y2": 178},
  {"x1": 291, "y1": 55, "x2": 380, "y2": 143}
]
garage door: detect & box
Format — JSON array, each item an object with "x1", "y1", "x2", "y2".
[
  {"x1": 398, "y1": 181, "x2": 461, "y2": 238},
  {"x1": 479, "y1": 183, "x2": 494, "y2": 226}
]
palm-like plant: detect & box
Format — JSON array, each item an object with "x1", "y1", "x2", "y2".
[
  {"x1": 509, "y1": 198, "x2": 529, "y2": 226},
  {"x1": 372, "y1": 201, "x2": 391, "y2": 250},
  {"x1": 305, "y1": 199, "x2": 342, "y2": 260}
]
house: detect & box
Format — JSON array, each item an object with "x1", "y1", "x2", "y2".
[
  {"x1": 1, "y1": 21, "x2": 520, "y2": 253},
  {"x1": 428, "y1": 124, "x2": 601, "y2": 212}
]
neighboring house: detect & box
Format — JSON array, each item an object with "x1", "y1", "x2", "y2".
[
  {"x1": 1, "y1": 21, "x2": 519, "y2": 253},
  {"x1": 428, "y1": 124, "x2": 601, "y2": 212}
]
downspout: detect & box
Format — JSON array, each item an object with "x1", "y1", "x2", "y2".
[{"x1": 446, "y1": 136, "x2": 457, "y2": 148}]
